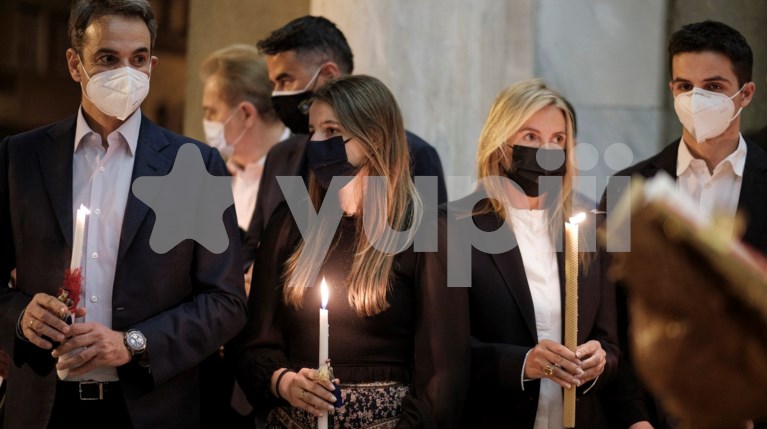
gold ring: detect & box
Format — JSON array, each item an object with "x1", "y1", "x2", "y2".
[
  {"x1": 299, "y1": 389, "x2": 306, "y2": 401},
  {"x1": 543, "y1": 364, "x2": 555, "y2": 377}
]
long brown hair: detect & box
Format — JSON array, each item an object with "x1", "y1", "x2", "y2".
[{"x1": 283, "y1": 75, "x2": 422, "y2": 316}]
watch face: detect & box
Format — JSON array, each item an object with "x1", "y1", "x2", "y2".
[{"x1": 127, "y1": 331, "x2": 146, "y2": 350}]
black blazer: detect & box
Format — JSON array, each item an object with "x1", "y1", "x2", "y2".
[
  {"x1": 446, "y1": 193, "x2": 619, "y2": 429},
  {"x1": 240, "y1": 130, "x2": 448, "y2": 265},
  {"x1": 600, "y1": 139, "x2": 767, "y2": 429},
  {"x1": 0, "y1": 115, "x2": 248, "y2": 429}
]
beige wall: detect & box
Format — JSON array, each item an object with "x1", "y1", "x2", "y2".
[
  {"x1": 312, "y1": 0, "x2": 535, "y2": 199},
  {"x1": 183, "y1": 0, "x2": 310, "y2": 141}
]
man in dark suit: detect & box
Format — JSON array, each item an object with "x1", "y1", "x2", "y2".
[
  {"x1": 0, "y1": 1, "x2": 246, "y2": 428},
  {"x1": 601, "y1": 20, "x2": 767, "y2": 429},
  {"x1": 240, "y1": 16, "x2": 448, "y2": 263}
]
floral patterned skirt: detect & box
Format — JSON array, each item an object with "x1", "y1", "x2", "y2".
[{"x1": 265, "y1": 381, "x2": 410, "y2": 429}]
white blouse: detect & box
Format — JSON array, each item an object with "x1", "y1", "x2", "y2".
[{"x1": 511, "y1": 208, "x2": 563, "y2": 429}]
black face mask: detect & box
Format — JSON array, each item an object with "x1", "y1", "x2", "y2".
[
  {"x1": 506, "y1": 145, "x2": 567, "y2": 197},
  {"x1": 271, "y1": 90, "x2": 313, "y2": 135},
  {"x1": 306, "y1": 135, "x2": 359, "y2": 189}
]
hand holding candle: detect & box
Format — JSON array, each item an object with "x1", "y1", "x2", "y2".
[
  {"x1": 319, "y1": 278, "x2": 330, "y2": 429},
  {"x1": 563, "y1": 212, "x2": 585, "y2": 428},
  {"x1": 58, "y1": 204, "x2": 89, "y2": 380}
]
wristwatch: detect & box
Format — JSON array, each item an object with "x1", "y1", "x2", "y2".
[{"x1": 124, "y1": 329, "x2": 147, "y2": 358}]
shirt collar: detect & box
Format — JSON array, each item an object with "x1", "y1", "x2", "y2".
[
  {"x1": 676, "y1": 134, "x2": 748, "y2": 177},
  {"x1": 74, "y1": 106, "x2": 141, "y2": 156},
  {"x1": 278, "y1": 126, "x2": 291, "y2": 142},
  {"x1": 228, "y1": 155, "x2": 266, "y2": 180}
]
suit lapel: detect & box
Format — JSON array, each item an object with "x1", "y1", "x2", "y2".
[
  {"x1": 648, "y1": 140, "x2": 680, "y2": 179},
  {"x1": 291, "y1": 134, "x2": 309, "y2": 181},
  {"x1": 738, "y1": 142, "x2": 767, "y2": 248},
  {"x1": 38, "y1": 118, "x2": 76, "y2": 248},
  {"x1": 118, "y1": 117, "x2": 173, "y2": 261},
  {"x1": 476, "y1": 213, "x2": 538, "y2": 340}
]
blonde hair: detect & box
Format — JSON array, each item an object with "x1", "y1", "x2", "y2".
[
  {"x1": 475, "y1": 79, "x2": 591, "y2": 266},
  {"x1": 283, "y1": 75, "x2": 422, "y2": 316},
  {"x1": 200, "y1": 44, "x2": 278, "y2": 122}
]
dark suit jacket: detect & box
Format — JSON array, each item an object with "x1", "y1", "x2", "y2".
[
  {"x1": 599, "y1": 139, "x2": 767, "y2": 429},
  {"x1": 240, "y1": 130, "x2": 448, "y2": 266},
  {"x1": 446, "y1": 192, "x2": 619, "y2": 429},
  {"x1": 0, "y1": 115, "x2": 248, "y2": 429}
]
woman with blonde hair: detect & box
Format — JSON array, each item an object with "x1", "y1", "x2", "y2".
[
  {"x1": 451, "y1": 79, "x2": 618, "y2": 428},
  {"x1": 236, "y1": 74, "x2": 469, "y2": 428}
]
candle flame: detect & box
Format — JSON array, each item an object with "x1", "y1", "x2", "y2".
[
  {"x1": 321, "y1": 277, "x2": 329, "y2": 309},
  {"x1": 78, "y1": 204, "x2": 91, "y2": 215},
  {"x1": 569, "y1": 212, "x2": 587, "y2": 225}
]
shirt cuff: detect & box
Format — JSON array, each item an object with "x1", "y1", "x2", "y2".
[
  {"x1": 16, "y1": 309, "x2": 29, "y2": 342},
  {"x1": 521, "y1": 348, "x2": 533, "y2": 391}
]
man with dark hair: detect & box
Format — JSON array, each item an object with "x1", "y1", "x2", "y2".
[
  {"x1": 241, "y1": 15, "x2": 448, "y2": 264},
  {"x1": 602, "y1": 20, "x2": 767, "y2": 429},
  {"x1": 257, "y1": 15, "x2": 353, "y2": 76},
  {"x1": 0, "y1": 1, "x2": 246, "y2": 428}
]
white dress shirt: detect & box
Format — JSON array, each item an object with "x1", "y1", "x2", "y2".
[
  {"x1": 676, "y1": 135, "x2": 746, "y2": 221},
  {"x1": 70, "y1": 107, "x2": 140, "y2": 381},
  {"x1": 229, "y1": 157, "x2": 265, "y2": 231},
  {"x1": 510, "y1": 208, "x2": 563, "y2": 429},
  {"x1": 228, "y1": 127, "x2": 290, "y2": 230}
]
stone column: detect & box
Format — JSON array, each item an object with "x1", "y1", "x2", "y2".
[
  {"x1": 311, "y1": 0, "x2": 536, "y2": 199},
  {"x1": 536, "y1": 0, "x2": 669, "y2": 202}
]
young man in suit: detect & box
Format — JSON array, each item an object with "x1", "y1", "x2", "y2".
[
  {"x1": 0, "y1": 1, "x2": 247, "y2": 428},
  {"x1": 602, "y1": 20, "x2": 767, "y2": 429},
  {"x1": 240, "y1": 16, "x2": 448, "y2": 263}
]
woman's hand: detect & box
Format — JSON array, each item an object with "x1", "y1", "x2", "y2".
[
  {"x1": 575, "y1": 340, "x2": 606, "y2": 384},
  {"x1": 273, "y1": 368, "x2": 337, "y2": 417},
  {"x1": 524, "y1": 339, "x2": 583, "y2": 389}
]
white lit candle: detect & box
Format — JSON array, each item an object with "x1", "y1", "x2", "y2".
[
  {"x1": 319, "y1": 278, "x2": 329, "y2": 429},
  {"x1": 59, "y1": 204, "x2": 89, "y2": 381},
  {"x1": 70, "y1": 204, "x2": 90, "y2": 270},
  {"x1": 563, "y1": 212, "x2": 585, "y2": 428}
]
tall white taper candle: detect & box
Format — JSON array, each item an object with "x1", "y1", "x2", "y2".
[
  {"x1": 563, "y1": 212, "x2": 585, "y2": 428},
  {"x1": 319, "y1": 278, "x2": 329, "y2": 429},
  {"x1": 70, "y1": 204, "x2": 90, "y2": 270}
]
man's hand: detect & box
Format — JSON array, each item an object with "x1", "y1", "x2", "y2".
[
  {"x1": 0, "y1": 349, "x2": 9, "y2": 378},
  {"x1": 52, "y1": 323, "x2": 131, "y2": 377},
  {"x1": 20, "y1": 293, "x2": 85, "y2": 349}
]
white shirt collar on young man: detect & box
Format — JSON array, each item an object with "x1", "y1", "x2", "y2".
[{"x1": 676, "y1": 134, "x2": 747, "y2": 220}]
